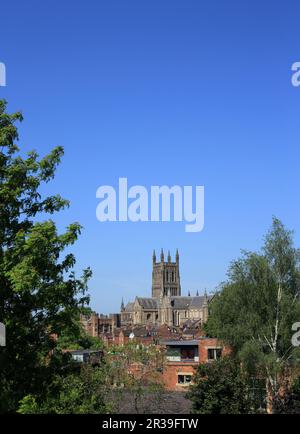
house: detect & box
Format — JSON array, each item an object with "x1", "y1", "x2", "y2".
[
  {"x1": 161, "y1": 337, "x2": 230, "y2": 390},
  {"x1": 68, "y1": 349, "x2": 103, "y2": 365}
]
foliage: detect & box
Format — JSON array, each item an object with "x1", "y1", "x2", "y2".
[
  {"x1": 17, "y1": 343, "x2": 166, "y2": 414},
  {"x1": 275, "y1": 376, "x2": 300, "y2": 413},
  {"x1": 0, "y1": 100, "x2": 91, "y2": 412},
  {"x1": 205, "y1": 218, "x2": 300, "y2": 413},
  {"x1": 17, "y1": 364, "x2": 113, "y2": 414},
  {"x1": 188, "y1": 357, "x2": 255, "y2": 414},
  {"x1": 56, "y1": 323, "x2": 103, "y2": 351},
  {"x1": 106, "y1": 342, "x2": 165, "y2": 413}
]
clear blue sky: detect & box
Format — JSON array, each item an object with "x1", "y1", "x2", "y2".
[{"x1": 1, "y1": 0, "x2": 300, "y2": 313}]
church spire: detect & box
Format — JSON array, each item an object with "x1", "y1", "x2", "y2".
[
  {"x1": 153, "y1": 249, "x2": 156, "y2": 264},
  {"x1": 121, "y1": 297, "x2": 125, "y2": 311},
  {"x1": 203, "y1": 289, "x2": 208, "y2": 305},
  {"x1": 168, "y1": 250, "x2": 171, "y2": 263},
  {"x1": 203, "y1": 289, "x2": 209, "y2": 323},
  {"x1": 176, "y1": 248, "x2": 179, "y2": 263},
  {"x1": 160, "y1": 248, "x2": 164, "y2": 263}
]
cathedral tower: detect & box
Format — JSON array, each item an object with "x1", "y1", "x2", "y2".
[{"x1": 152, "y1": 249, "x2": 181, "y2": 298}]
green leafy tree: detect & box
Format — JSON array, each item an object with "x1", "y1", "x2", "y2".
[
  {"x1": 17, "y1": 364, "x2": 113, "y2": 414},
  {"x1": 0, "y1": 100, "x2": 91, "y2": 412},
  {"x1": 188, "y1": 357, "x2": 255, "y2": 414},
  {"x1": 56, "y1": 327, "x2": 103, "y2": 351},
  {"x1": 107, "y1": 342, "x2": 165, "y2": 414},
  {"x1": 205, "y1": 218, "x2": 300, "y2": 413},
  {"x1": 273, "y1": 376, "x2": 300, "y2": 413}
]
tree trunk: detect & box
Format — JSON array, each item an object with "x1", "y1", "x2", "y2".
[{"x1": 266, "y1": 378, "x2": 274, "y2": 414}]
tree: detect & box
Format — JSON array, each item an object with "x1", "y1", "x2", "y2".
[
  {"x1": 188, "y1": 357, "x2": 255, "y2": 414},
  {"x1": 0, "y1": 100, "x2": 91, "y2": 412},
  {"x1": 17, "y1": 364, "x2": 113, "y2": 414},
  {"x1": 55, "y1": 319, "x2": 103, "y2": 351},
  {"x1": 106, "y1": 342, "x2": 165, "y2": 413},
  {"x1": 205, "y1": 218, "x2": 300, "y2": 413},
  {"x1": 273, "y1": 375, "x2": 300, "y2": 413}
]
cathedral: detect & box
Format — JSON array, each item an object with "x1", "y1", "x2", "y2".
[{"x1": 120, "y1": 249, "x2": 211, "y2": 328}]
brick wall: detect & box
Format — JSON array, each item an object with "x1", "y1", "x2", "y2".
[
  {"x1": 162, "y1": 362, "x2": 198, "y2": 391},
  {"x1": 162, "y1": 338, "x2": 230, "y2": 391},
  {"x1": 199, "y1": 337, "x2": 230, "y2": 363}
]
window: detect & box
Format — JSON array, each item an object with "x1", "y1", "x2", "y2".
[
  {"x1": 181, "y1": 347, "x2": 196, "y2": 360},
  {"x1": 72, "y1": 354, "x2": 84, "y2": 363},
  {"x1": 207, "y1": 348, "x2": 222, "y2": 360},
  {"x1": 178, "y1": 374, "x2": 193, "y2": 385}
]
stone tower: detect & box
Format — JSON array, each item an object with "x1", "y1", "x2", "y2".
[{"x1": 152, "y1": 249, "x2": 181, "y2": 298}]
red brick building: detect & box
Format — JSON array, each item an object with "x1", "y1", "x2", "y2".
[
  {"x1": 80, "y1": 312, "x2": 230, "y2": 392},
  {"x1": 161, "y1": 337, "x2": 230, "y2": 390},
  {"x1": 80, "y1": 312, "x2": 121, "y2": 337}
]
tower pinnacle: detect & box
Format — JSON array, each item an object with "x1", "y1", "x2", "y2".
[{"x1": 203, "y1": 289, "x2": 208, "y2": 305}]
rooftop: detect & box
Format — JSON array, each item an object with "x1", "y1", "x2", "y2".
[{"x1": 160, "y1": 339, "x2": 199, "y2": 346}]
